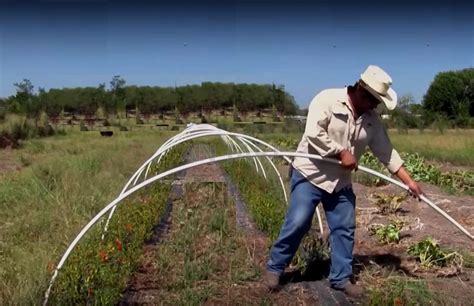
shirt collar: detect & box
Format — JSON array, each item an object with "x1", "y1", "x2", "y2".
[{"x1": 337, "y1": 87, "x2": 356, "y2": 115}]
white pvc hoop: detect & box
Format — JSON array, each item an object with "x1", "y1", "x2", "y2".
[{"x1": 102, "y1": 128, "x2": 305, "y2": 238}]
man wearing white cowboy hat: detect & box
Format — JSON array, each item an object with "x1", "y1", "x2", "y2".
[{"x1": 264, "y1": 65, "x2": 422, "y2": 297}]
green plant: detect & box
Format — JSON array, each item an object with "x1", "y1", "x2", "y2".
[
  {"x1": 407, "y1": 237, "x2": 463, "y2": 269},
  {"x1": 292, "y1": 233, "x2": 330, "y2": 274},
  {"x1": 216, "y1": 140, "x2": 286, "y2": 240},
  {"x1": 268, "y1": 136, "x2": 299, "y2": 150},
  {"x1": 355, "y1": 151, "x2": 390, "y2": 186},
  {"x1": 369, "y1": 192, "x2": 406, "y2": 215},
  {"x1": 369, "y1": 222, "x2": 402, "y2": 244},
  {"x1": 401, "y1": 152, "x2": 474, "y2": 194},
  {"x1": 367, "y1": 278, "x2": 435, "y2": 306},
  {"x1": 49, "y1": 144, "x2": 188, "y2": 304}
]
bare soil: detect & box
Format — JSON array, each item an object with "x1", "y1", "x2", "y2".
[{"x1": 352, "y1": 181, "x2": 474, "y2": 304}]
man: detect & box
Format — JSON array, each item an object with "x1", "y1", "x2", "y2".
[{"x1": 264, "y1": 65, "x2": 422, "y2": 297}]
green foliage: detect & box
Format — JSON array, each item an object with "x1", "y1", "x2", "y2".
[
  {"x1": 49, "y1": 145, "x2": 187, "y2": 305},
  {"x1": 407, "y1": 237, "x2": 463, "y2": 269},
  {"x1": 369, "y1": 192, "x2": 406, "y2": 215},
  {"x1": 369, "y1": 222, "x2": 402, "y2": 244},
  {"x1": 401, "y1": 152, "x2": 474, "y2": 194},
  {"x1": 388, "y1": 94, "x2": 423, "y2": 132},
  {"x1": 357, "y1": 151, "x2": 474, "y2": 194},
  {"x1": 268, "y1": 136, "x2": 300, "y2": 150},
  {"x1": 79, "y1": 121, "x2": 88, "y2": 131},
  {"x1": 0, "y1": 115, "x2": 60, "y2": 147},
  {"x1": 355, "y1": 151, "x2": 390, "y2": 186},
  {"x1": 368, "y1": 278, "x2": 434, "y2": 306},
  {"x1": 2, "y1": 78, "x2": 299, "y2": 119},
  {"x1": 217, "y1": 140, "x2": 286, "y2": 240},
  {"x1": 423, "y1": 68, "x2": 474, "y2": 120},
  {"x1": 292, "y1": 234, "x2": 330, "y2": 274}
]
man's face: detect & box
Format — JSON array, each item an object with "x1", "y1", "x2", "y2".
[{"x1": 355, "y1": 84, "x2": 381, "y2": 114}]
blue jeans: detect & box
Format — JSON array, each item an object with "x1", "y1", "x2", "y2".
[{"x1": 266, "y1": 168, "x2": 356, "y2": 289}]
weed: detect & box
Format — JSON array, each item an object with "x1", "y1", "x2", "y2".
[
  {"x1": 367, "y1": 277, "x2": 435, "y2": 306},
  {"x1": 407, "y1": 237, "x2": 463, "y2": 269}
]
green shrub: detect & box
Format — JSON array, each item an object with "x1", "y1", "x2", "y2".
[{"x1": 80, "y1": 121, "x2": 88, "y2": 131}]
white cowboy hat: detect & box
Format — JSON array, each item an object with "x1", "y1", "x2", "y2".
[{"x1": 360, "y1": 65, "x2": 398, "y2": 110}]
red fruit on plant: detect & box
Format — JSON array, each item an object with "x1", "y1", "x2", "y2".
[
  {"x1": 115, "y1": 238, "x2": 123, "y2": 252},
  {"x1": 99, "y1": 250, "x2": 108, "y2": 262}
]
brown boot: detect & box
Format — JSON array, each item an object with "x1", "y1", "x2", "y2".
[
  {"x1": 263, "y1": 270, "x2": 281, "y2": 291},
  {"x1": 339, "y1": 282, "x2": 365, "y2": 298}
]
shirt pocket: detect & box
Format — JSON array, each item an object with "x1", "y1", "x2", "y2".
[{"x1": 328, "y1": 110, "x2": 349, "y2": 147}]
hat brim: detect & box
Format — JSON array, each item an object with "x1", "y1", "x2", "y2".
[{"x1": 361, "y1": 82, "x2": 397, "y2": 110}]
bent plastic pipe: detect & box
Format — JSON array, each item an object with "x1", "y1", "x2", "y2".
[
  {"x1": 103, "y1": 127, "x2": 321, "y2": 238},
  {"x1": 103, "y1": 129, "x2": 293, "y2": 236},
  {"x1": 44, "y1": 150, "x2": 474, "y2": 305},
  {"x1": 103, "y1": 129, "x2": 241, "y2": 237}
]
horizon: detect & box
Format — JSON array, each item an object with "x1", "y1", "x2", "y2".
[{"x1": 1, "y1": 0, "x2": 473, "y2": 107}]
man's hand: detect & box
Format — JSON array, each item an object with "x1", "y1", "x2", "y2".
[
  {"x1": 407, "y1": 180, "x2": 423, "y2": 199},
  {"x1": 396, "y1": 166, "x2": 423, "y2": 200},
  {"x1": 339, "y1": 149, "x2": 358, "y2": 171}
]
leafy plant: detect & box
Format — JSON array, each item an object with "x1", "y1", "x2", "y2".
[
  {"x1": 358, "y1": 151, "x2": 474, "y2": 194},
  {"x1": 269, "y1": 137, "x2": 300, "y2": 150},
  {"x1": 407, "y1": 237, "x2": 463, "y2": 269},
  {"x1": 369, "y1": 222, "x2": 403, "y2": 244},
  {"x1": 369, "y1": 192, "x2": 406, "y2": 215}
]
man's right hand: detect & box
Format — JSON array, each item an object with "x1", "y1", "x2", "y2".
[{"x1": 339, "y1": 150, "x2": 358, "y2": 170}]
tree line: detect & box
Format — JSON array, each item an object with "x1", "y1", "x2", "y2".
[
  {"x1": 379, "y1": 67, "x2": 474, "y2": 130},
  {"x1": 0, "y1": 76, "x2": 299, "y2": 119},
  {"x1": 1, "y1": 68, "x2": 472, "y2": 127}
]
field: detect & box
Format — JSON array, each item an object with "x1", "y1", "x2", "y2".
[
  {"x1": 388, "y1": 129, "x2": 474, "y2": 167},
  {"x1": 0, "y1": 126, "x2": 473, "y2": 305}
]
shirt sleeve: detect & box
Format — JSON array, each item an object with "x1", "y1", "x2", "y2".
[
  {"x1": 305, "y1": 93, "x2": 345, "y2": 157},
  {"x1": 368, "y1": 118, "x2": 404, "y2": 174}
]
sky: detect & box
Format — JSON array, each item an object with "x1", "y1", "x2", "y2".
[{"x1": 0, "y1": 0, "x2": 472, "y2": 107}]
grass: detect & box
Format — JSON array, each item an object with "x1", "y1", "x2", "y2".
[
  {"x1": 254, "y1": 129, "x2": 474, "y2": 168},
  {"x1": 388, "y1": 129, "x2": 474, "y2": 167},
  {"x1": 366, "y1": 277, "x2": 436, "y2": 306},
  {"x1": 0, "y1": 129, "x2": 178, "y2": 304}
]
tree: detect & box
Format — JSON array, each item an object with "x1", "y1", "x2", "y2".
[
  {"x1": 110, "y1": 75, "x2": 126, "y2": 115},
  {"x1": 423, "y1": 68, "x2": 474, "y2": 119},
  {"x1": 390, "y1": 94, "x2": 419, "y2": 131},
  {"x1": 13, "y1": 79, "x2": 34, "y2": 115}
]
